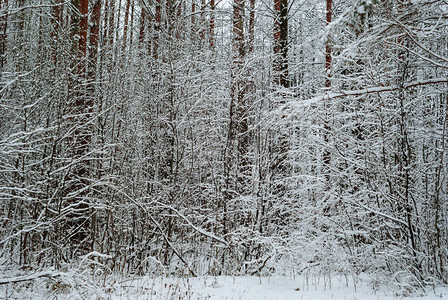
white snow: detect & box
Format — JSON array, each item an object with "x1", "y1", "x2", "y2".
[
  {"x1": 2, "y1": 272, "x2": 448, "y2": 299},
  {"x1": 357, "y1": 6, "x2": 366, "y2": 14},
  {"x1": 146, "y1": 276, "x2": 448, "y2": 300}
]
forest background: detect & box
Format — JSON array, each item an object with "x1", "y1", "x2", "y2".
[{"x1": 0, "y1": 0, "x2": 447, "y2": 293}]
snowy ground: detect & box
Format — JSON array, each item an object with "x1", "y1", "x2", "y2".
[
  {"x1": 1, "y1": 272, "x2": 447, "y2": 299},
  {"x1": 109, "y1": 275, "x2": 448, "y2": 300}
]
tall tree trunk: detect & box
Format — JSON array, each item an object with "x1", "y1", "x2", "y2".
[
  {"x1": 209, "y1": 0, "x2": 215, "y2": 47},
  {"x1": 66, "y1": 0, "x2": 91, "y2": 254},
  {"x1": 200, "y1": 0, "x2": 205, "y2": 40},
  {"x1": 323, "y1": 0, "x2": 332, "y2": 183},
  {"x1": 396, "y1": 0, "x2": 419, "y2": 273},
  {"x1": 122, "y1": 0, "x2": 131, "y2": 52},
  {"x1": 108, "y1": 0, "x2": 115, "y2": 47},
  {"x1": 248, "y1": 0, "x2": 255, "y2": 54},
  {"x1": 0, "y1": 0, "x2": 8, "y2": 72},
  {"x1": 89, "y1": 0, "x2": 102, "y2": 251},
  {"x1": 130, "y1": 1, "x2": 135, "y2": 49},
  {"x1": 154, "y1": 0, "x2": 161, "y2": 59},
  {"x1": 233, "y1": 0, "x2": 248, "y2": 193},
  {"x1": 90, "y1": 0, "x2": 101, "y2": 73},
  {"x1": 79, "y1": 0, "x2": 88, "y2": 65},
  {"x1": 139, "y1": 4, "x2": 146, "y2": 46},
  {"x1": 51, "y1": 0, "x2": 62, "y2": 66},
  {"x1": 176, "y1": 0, "x2": 182, "y2": 39},
  {"x1": 191, "y1": 0, "x2": 196, "y2": 41},
  {"x1": 273, "y1": 0, "x2": 288, "y2": 88}
]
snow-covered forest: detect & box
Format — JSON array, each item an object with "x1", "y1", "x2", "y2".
[{"x1": 0, "y1": 0, "x2": 447, "y2": 298}]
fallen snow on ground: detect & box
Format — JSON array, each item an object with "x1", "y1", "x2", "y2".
[
  {"x1": 109, "y1": 275, "x2": 448, "y2": 300},
  {"x1": 1, "y1": 272, "x2": 448, "y2": 299}
]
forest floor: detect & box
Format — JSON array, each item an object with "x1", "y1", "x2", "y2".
[{"x1": 1, "y1": 270, "x2": 447, "y2": 299}]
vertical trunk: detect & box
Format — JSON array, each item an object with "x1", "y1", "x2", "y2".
[
  {"x1": 79, "y1": 0, "x2": 88, "y2": 65},
  {"x1": 129, "y1": 1, "x2": 135, "y2": 48},
  {"x1": 200, "y1": 0, "x2": 205, "y2": 40},
  {"x1": 122, "y1": 0, "x2": 131, "y2": 52},
  {"x1": 154, "y1": 0, "x2": 161, "y2": 59},
  {"x1": 248, "y1": 0, "x2": 255, "y2": 54},
  {"x1": 139, "y1": 5, "x2": 146, "y2": 45},
  {"x1": 233, "y1": 0, "x2": 244, "y2": 61},
  {"x1": 209, "y1": 0, "x2": 215, "y2": 47},
  {"x1": 51, "y1": 0, "x2": 62, "y2": 66},
  {"x1": 323, "y1": 0, "x2": 331, "y2": 181},
  {"x1": 166, "y1": 0, "x2": 174, "y2": 35},
  {"x1": 396, "y1": 0, "x2": 418, "y2": 270},
  {"x1": 103, "y1": 0, "x2": 109, "y2": 42},
  {"x1": 0, "y1": 0, "x2": 8, "y2": 71},
  {"x1": 272, "y1": 0, "x2": 289, "y2": 181},
  {"x1": 273, "y1": 0, "x2": 288, "y2": 88},
  {"x1": 89, "y1": 1, "x2": 102, "y2": 251},
  {"x1": 15, "y1": 0, "x2": 25, "y2": 71},
  {"x1": 16, "y1": 0, "x2": 25, "y2": 38},
  {"x1": 222, "y1": 0, "x2": 247, "y2": 248},
  {"x1": 324, "y1": 0, "x2": 331, "y2": 91},
  {"x1": 176, "y1": 0, "x2": 182, "y2": 39},
  {"x1": 66, "y1": 0, "x2": 91, "y2": 253},
  {"x1": 108, "y1": 0, "x2": 115, "y2": 46},
  {"x1": 90, "y1": 0, "x2": 101, "y2": 73},
  {"x1": 233, "y1": 0, "x2": 246, "y2": 174},
  {"x1": 191, "y1": 0, "x2": 196, "y2": 41}
]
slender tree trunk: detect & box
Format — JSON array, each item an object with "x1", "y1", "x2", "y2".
[
  {"x1": 129, "y1": 1, "x2": 135, "y2": 49},
  {"x1": 0, "y1": 0, "x2": 8, "y2": 72},
  {"x1": 154, "y1": 0, "x2": 161, "y2": 59},
  {"x1": 108, "y1": 0, "x2": 115, "y2": 47},
  {"x1": 323, "y1": 0, "x2": 332, "y2": 183},
  {"x1": 90, "y1": 0, "x2": 101, "y2": 72},
  {"x1": 122, "y1": 0, "x2": 131, "y2": 52},
  {"x1": 200, "y1": 0, "x2": 205, "y2": 40},
  {"x1": 248, "y1": 0, "x2": 255, "y2": 54},
  {"x1": 139, "y1": 5, "x2": 146, "y2": 46},
  {"x1": 175, "y1": 0, "x2": 182, "y2": 39},
  {"x1": 191, "y1": 0, "x2": 196, "y2": 42},
  {"x1": 51, "y1": 0, "x2": 62, "y2": 66},
  {"x1": 66, "y1": 0, "x2": 91, "y2": 253},
  {"x1": 89, "y1": 0, "x2": 102, "y2": 252},
  {"x1": 15, "y1": 0, "x2": 25, "y2": 42},
  {"x1": 79, "y1": 0, "x2": 88, "y2": 65},
  {"x1": 396, "y1": 0, "x2": 419, "y2": 273},
  {"x1": 273, "y1": 0, "x2": 288, "y2": 88},
  {"x1": 209, "y1": 0, "x2": 215, "y2": 48},
  {"x1": 232, "y1": 0, "x2": 244, "y2": 60},
  {"x1": 232, "y1": 0, "x2": 249, "y2": 194},
  {"x1": 324, "y1": 0, "x2": 331, "y2": 92}
]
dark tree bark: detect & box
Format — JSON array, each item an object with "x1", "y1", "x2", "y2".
[
  {"x1": 122, "y1": 0, "x2": 131, "y2": 52},
  {"x1": 209, "y1": 0, "x2": 215, "y2": 47},
  {"x1": 0, "y1": 0, "x2": 8, "y2": 71},
  {"x1": 248, "y1": 0, "x2": 255, "y2": 54},
  {"x1": 51, "y1": 0, "x2": 62, "y2": 66},
  {"x1": 65, "y1": 0, "x2": 92, "y2": 253},
  {"x1": 191, "y1": 0, "x2": 196, "y2": 41},
  {"x1": 232, "y1": 0, "x2": 244, "y2": 60},
  {"x1": 139, "y1": 4, "x2": 146, "y2": 45},
  {"x1": 90, "y1": 0, "x2": 101, "y2": 72},
  {"x1": 232, "y1": 0, "x2": 249, "y2": 190},
  {"x1": 323, "y1": 0, "x2": 332, "y2": 182},
  {"x1": 200, "y1": 0, "x2": 205, "y2": 40},
  {"x1": 273, "y1": 0, "x2": 288, "y2": 88},
  {"x1": 176, "y1": 0, "x2": 182, "y2": 39},
  {"x1": 154, "y1": 0, "x2": 161, "y2": 59},
  {"x1": 79, "y1": 0, "x2": 88, "y2": 63},
  {"x1": 324, "y1": 0, "x2": 331, "y2": 92},
  {"x1": 108, "y1": 0, "x2": 115, "y2": 46}
]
